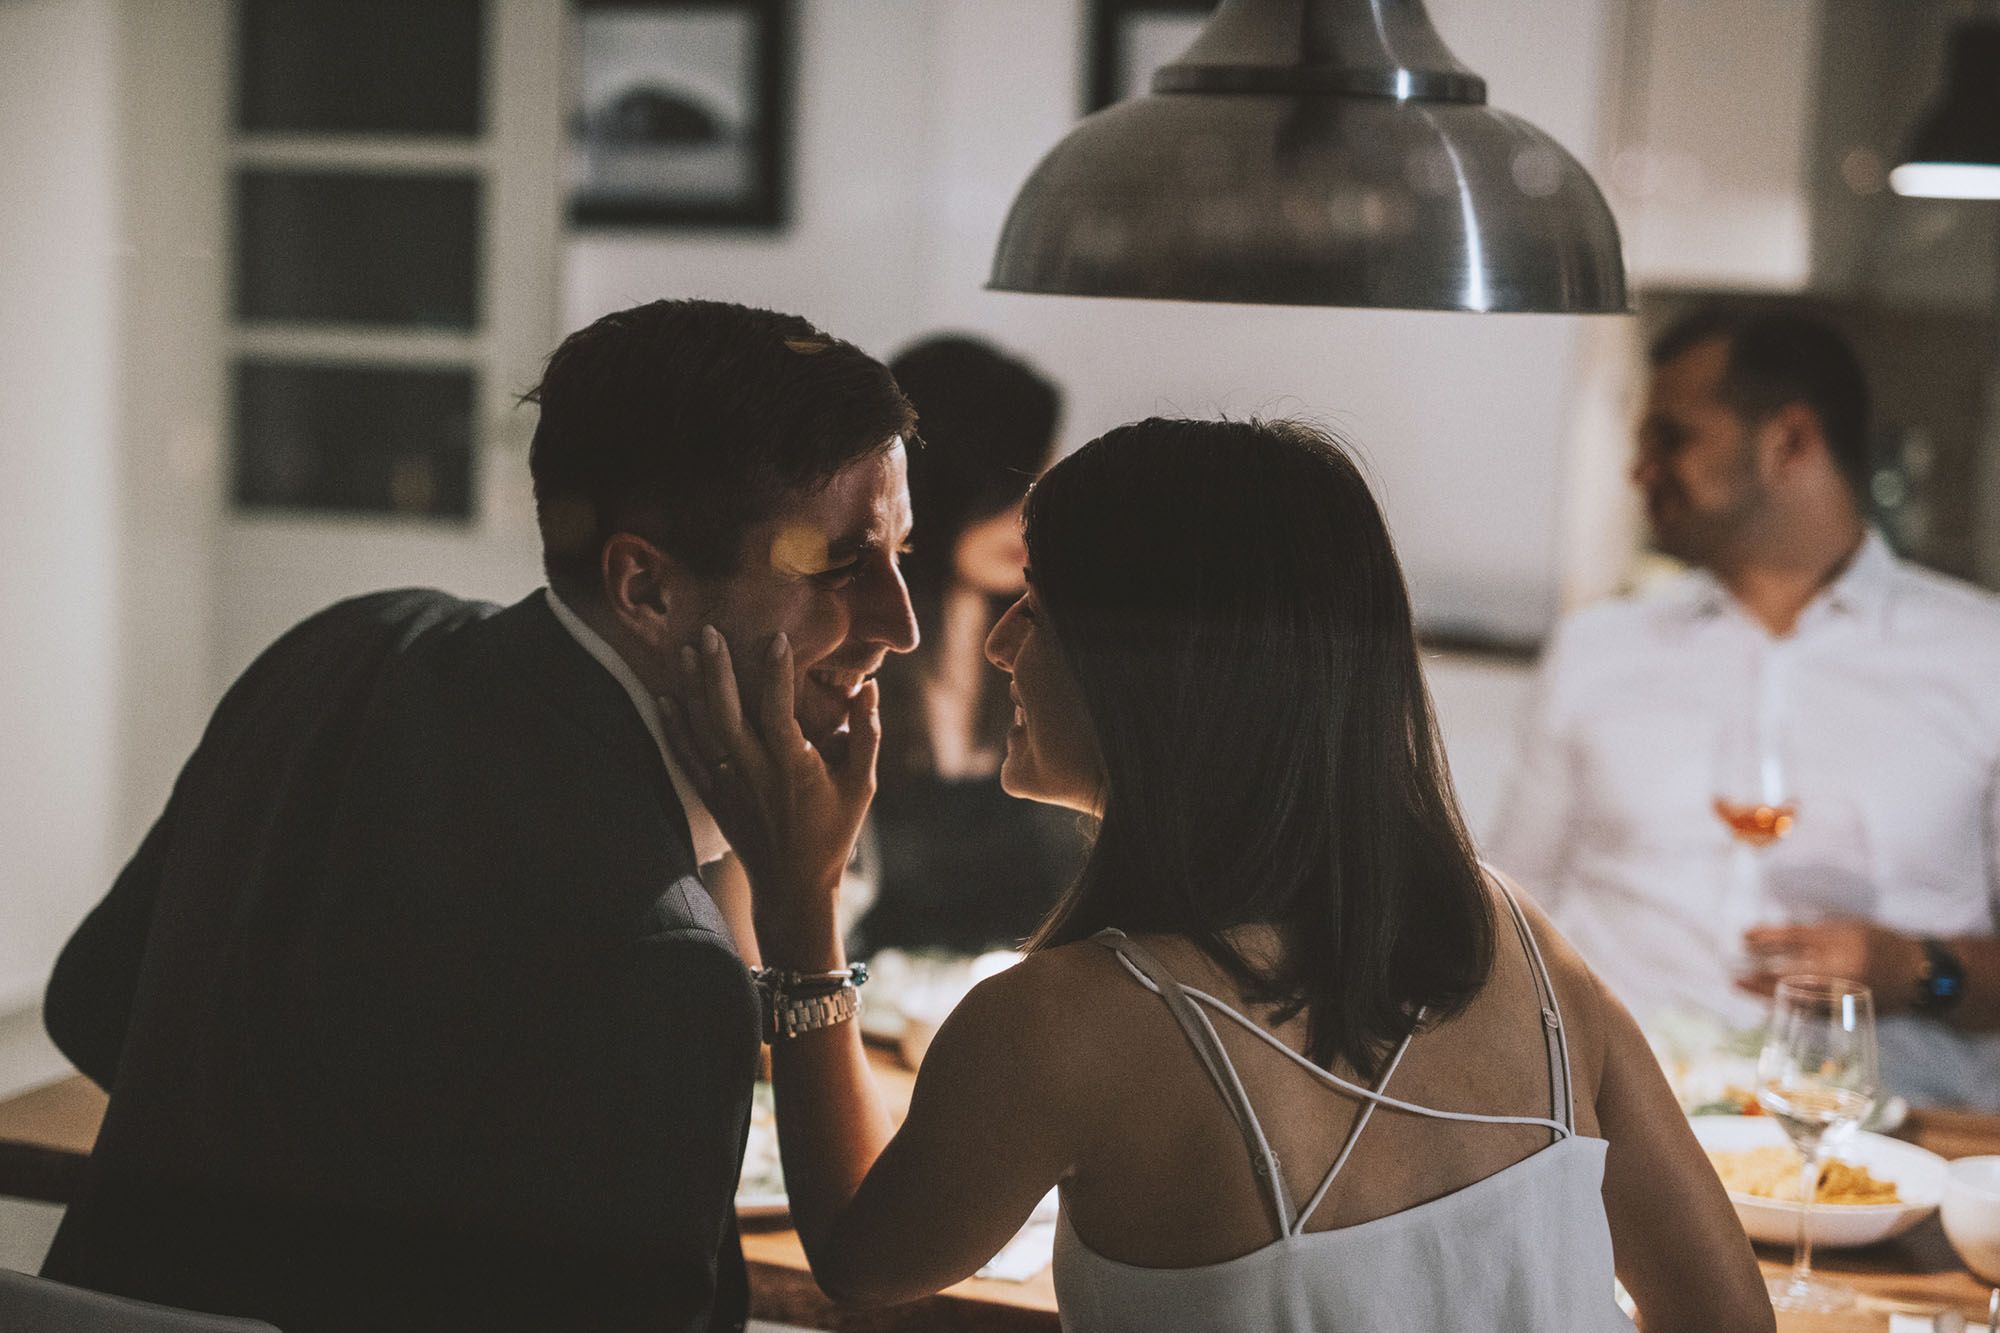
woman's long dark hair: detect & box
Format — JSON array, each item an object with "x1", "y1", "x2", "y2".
[
  {"x1": 878, "y1": 335, "x2": 1060, "y2": 783},
  {"x1": 1023, "y1": 418, "x2": 1493, "y2": 1077}
]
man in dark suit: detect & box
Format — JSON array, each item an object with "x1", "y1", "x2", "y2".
[{"x1": 39, "y1": 299, "x2": 921, "y2": 1332}]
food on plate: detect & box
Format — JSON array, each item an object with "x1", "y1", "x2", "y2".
[
  {"x1": 1707, "y1": 1145, "x2": 1901, "y2": 1205},
  {"x1": 1647, "y1": 1011, "x2": 1764, "y2": 1116},
  {"x1": 1687, "y1": 1085, "x2": 1765, "y2": 1117}
]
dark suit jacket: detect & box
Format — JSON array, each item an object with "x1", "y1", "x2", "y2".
[{"x1": 41, "y1": 590, "x2": 761, "y2": 1333}]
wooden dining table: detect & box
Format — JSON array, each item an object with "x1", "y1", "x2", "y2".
[
  {"x1": 0, "y1": 1055, "x2": 1059, "y2": 1332},
  {"x1": 2, "y1": 1060, "x2": 1996, "y2": 1332}
]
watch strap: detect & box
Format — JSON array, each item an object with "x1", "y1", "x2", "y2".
[
  {"x1": 1916, "y1": 936, "x2": 1966, "y2": 1016},
  {"x1": 764, "y1": 982, "x2": 861, "y2": 1042}
]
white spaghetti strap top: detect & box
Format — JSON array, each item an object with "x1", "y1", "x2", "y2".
[{"x1": 1050, "y1": 876, "x2": 1637, "y2": 1333}]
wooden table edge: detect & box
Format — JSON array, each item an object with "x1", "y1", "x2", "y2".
[
  {"x1": 0, "y1": 1067, "x2": 1061, "y2": 1329},
  {"x1": 7, "y1": 1070, "x2": 1997, "y2": 1332}
]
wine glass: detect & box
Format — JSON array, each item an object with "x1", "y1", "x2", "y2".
[
  {"x1": 1712, "y1": 707, "x2": 1797, "y2": 849},
  {"x1": 1713, "y1": 713, "x2": 1799, "y2": 979},
  {"x1": 1756, "y1": 976, "x2": 1879, "y2": 1314},
  {"x1": 1712, "y1": 794, "x2": 1797, "y2": 847}
]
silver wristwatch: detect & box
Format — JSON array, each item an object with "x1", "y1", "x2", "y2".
[
  {"x1": 766, "y1": 983, "x2": 862, "y2": 1041},
  {"x1": 752, "y1": 962, "x2": 868, "y2": 1042}
]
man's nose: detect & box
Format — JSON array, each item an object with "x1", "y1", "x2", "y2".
[
  {"x1": 857, "y1": 563, "x2": 920, "y2": 654},
  {"x1": 1630, "y1": 450, "x2": 1658, "y2": 489}
]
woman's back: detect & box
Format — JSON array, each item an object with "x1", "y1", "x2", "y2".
[{"x1": 1048, "y1": 877, "x2": 1635, "y2": 1331}]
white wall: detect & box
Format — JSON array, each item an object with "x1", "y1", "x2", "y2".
[
  {"x1": 0, "y1": 0, "x2": 125, "y2": 1093},
  {"x1": 0, "y1": 0, "x2": 231, "y2": 1098},
  {"x1": 112, "y1": 1, "x2": 227, "y2": 863},
  {"x1": 1608, "y1": 0, "x2": 1824, "y2": 290},
  {"x1": 1426, "y1": 652, "x2": 1535, "y2": 843}
]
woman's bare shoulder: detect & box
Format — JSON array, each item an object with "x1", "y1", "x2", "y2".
[
  {"x1": 1481, "y1": 867, "x2": 1619, "y2": 1071},
  {"x1": 934, "y1": 938, "x2": 1162, "y2": 1088},
  {"x1": 966, "y1": 939, "x2": 1151, "y2": 1032}
]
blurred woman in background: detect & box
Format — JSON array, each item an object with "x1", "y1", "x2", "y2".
[{"x1": 850, "y1": 334, "x2": 1086, "y2": 957}]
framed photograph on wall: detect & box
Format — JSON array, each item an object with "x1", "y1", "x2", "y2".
[
  {"x1": 569, "y1": 0, "x2": 793, "y2": 228},
  {"x1": 1086, "y1": 0, "x2": 1215, "y2": 113}
]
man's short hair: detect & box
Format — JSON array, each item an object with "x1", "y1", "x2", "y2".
[
  {"x1": 1650, "y1": 306, "x2": 1872, "y2": 500},
  {"x1": 525, "y1": 299, "x2": 916, "y2": 598}
]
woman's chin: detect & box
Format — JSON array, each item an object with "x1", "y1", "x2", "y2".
[
  {"x1": 998, "y1": 755, "x2": 1090, "y2": 813},
  {"x1": 996, "y1": 751, "x2": 1039, "y2": 802}
]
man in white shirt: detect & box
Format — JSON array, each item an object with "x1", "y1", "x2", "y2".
[{"x1": 1491, "y1": 308, "x2": 2000, "y2": 1109}]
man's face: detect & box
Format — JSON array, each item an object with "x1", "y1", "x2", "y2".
[
  {"x1": 690, "y1": 441, "x2": 919, "y2": 749},
  {"x1": 1632, "y1": 337, "x2": 1769, "y2": 566}
]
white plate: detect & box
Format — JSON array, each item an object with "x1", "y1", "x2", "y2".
[
  {"x1": 1690, "y1": 1115, "x2": 1945, "y2": 1249},
  {"x1": 1870, "y1": 1095, "x2": 1912, "y2": 1135},
  {"x1": 737, "y1": 1082, "x2": 786, "y2": 1221},
  {"x1": 1684, "y1": 1091, "x2": 1909, "y2": 1134}
]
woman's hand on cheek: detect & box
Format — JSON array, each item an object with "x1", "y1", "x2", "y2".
[{"x1": 660, "y1": 627, "x2": 880, "y2": 952}]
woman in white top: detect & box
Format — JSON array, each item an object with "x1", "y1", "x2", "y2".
[{"x1": 664, "y1": 417, "x2": 1774, "y2": 1331}]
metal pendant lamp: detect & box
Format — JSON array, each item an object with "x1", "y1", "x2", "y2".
[
  {"x1": 989, "y1": 0, "x2": 1628, "y2": 313},
  {"x1": 1889, "y1": 19, "x2": 2000, "y2": 201}
]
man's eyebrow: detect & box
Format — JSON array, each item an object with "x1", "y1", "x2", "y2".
[
  {"x1": 822, "y1": 534, "x2": 881, "y2": 563},
  {"x1": 825, "y1": 520, "x2": 915, "y2": 561}
]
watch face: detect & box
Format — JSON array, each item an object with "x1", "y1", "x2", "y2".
[{"x1": 1919, "y1": 940, "x2": 1966, "y2": 1013}]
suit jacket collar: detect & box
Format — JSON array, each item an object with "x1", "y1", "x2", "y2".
[
  {"x1": 542, "y1": 589, "x2": 729, "y2": 866},
  {"x1": 488, "y1": 591, "x2": 697, "y2": 865}
]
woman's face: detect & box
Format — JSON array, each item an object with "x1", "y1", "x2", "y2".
[
  {"x1": 984, "y1": 588, "x2": 1104, "y2": 814},
  {"x1": 952, "y1": 500, "x2": 1030, "y2": 597}
]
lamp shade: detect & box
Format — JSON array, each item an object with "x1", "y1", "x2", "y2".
[
  {"x1": 989, "y1": 0, "x2": 1628, "y2": 313},
  {"x1": 1890, "y1": 20, "x2": 2000, "y2": 201}
]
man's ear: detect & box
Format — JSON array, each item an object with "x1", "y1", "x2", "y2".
[
  {"x1": 1754, "y1": 401, "x2": 1823, "y2": 485},
  {"x1": 600, "y1": 532, "x2": 687, "y2": 648}
]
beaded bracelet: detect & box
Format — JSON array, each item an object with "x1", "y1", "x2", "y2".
[{"x1": 750, "y1": 961, "x2": 870, "y2": 994}]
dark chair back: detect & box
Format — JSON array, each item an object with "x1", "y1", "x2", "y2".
[{"x1": 0, "y1": 1268, "x2": 279, "y2": 1331}]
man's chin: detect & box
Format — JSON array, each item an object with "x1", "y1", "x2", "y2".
[
  {"x1": 1652, "y1": 526, "x2": 1713, "y2": 567},
  {"x1": 810, "y1": 728, "x2": 853, "y2": 767},
  {"x1": 1646, "y1": 514, "x2": 1696, "y2": 562},
  {"x1": 795, "y1": 699, "x2": 852, "y2": 759}
]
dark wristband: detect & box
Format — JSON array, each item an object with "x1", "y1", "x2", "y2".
[{"x1": 1915, "y1": 937, "x2": 1966, "y2": 1016}]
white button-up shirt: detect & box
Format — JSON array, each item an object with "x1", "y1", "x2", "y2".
[{"x1": 1489, "y1": 533, "x2": 2000, "y2": 1108}]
